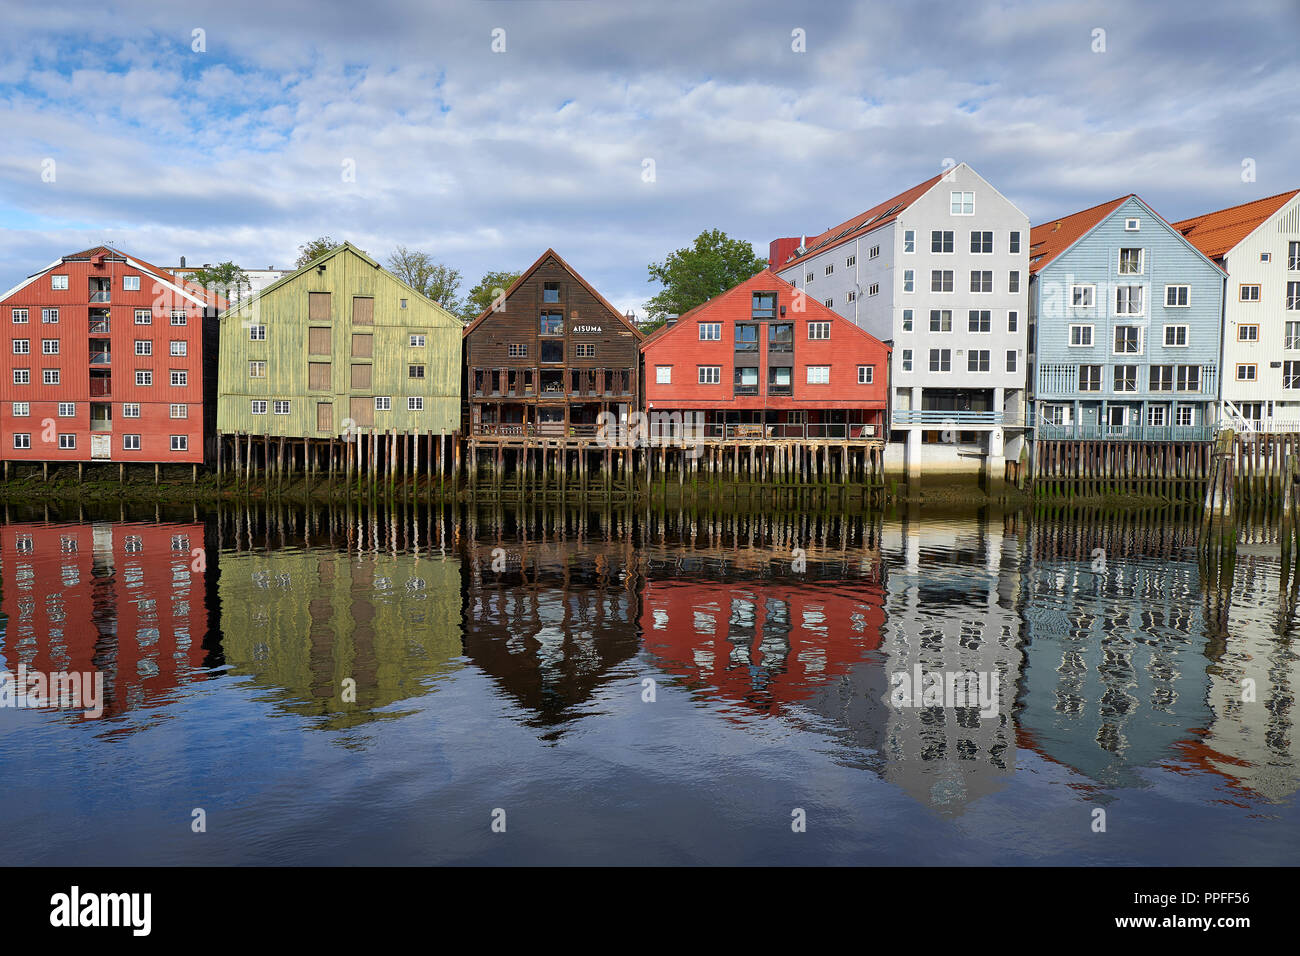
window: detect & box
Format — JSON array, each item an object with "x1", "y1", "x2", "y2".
[
  {"x1": 970, "y1": 231, "x2": 993, "y2": 254},
  {"x1": 950, "y1": 191, "x2": 974, "y2": 215},
  {"x1": 58, "y1": 434, "x2": 75, "y2": 450},
  {"x1": 1079, "y1": 365, "x2": 1103, "y2": 391},
  {"x1": 1008, "y1": 271, "x2": 1020, "y2": 293},
  {"x1": 902, "y1": 270, "x2": 914, "y2": 293},
  {"x1": 1008, "y1": 310, "x2": 1019, "y2": 332},
  {"x1": 540, "y1": 341, "x2": 563, "y2": 363},
  {"x1": 846, "y1": 255, "x2": 856, "y2": 267},
  {"x1": 49, "y1": 273, "x2": 72, "y2": 291},
  {"x1": 805, "y1": 272, "x2": 814, "y2": 283},
  {"x1": 575, "y1": 343, "x2": 595, "y2": 358},
  {"x1": 734, "y1": 366, "x2": 759, "y2": 394},
  {"x1": 869, "y1": 245, "x2": 880, "y2": 259},
  {"x1": 123, "y1": 434, "x2": 141, "y2": 450},
  {"x1": 12, "y1": 402, "x2": 28, "y2": 416},
  {"x1": 43, "y1": 369, "x2": 59, "y2": 385},
  {"x1": 967, "y1": 350, "x2": 990, "y2": 372},
  {"x1": 409, "y1": 334, "x2": 425, "y2": 348},
  {"x1": 539, "y1": 312, "x2": 563, "y2": 334},
  {"x1": 1125, "y1": 218, "x2": 1140, "y2": 232},
  {"x1": 1151, "y1": 365, "x2": 1174, "y2": 391},
  {"x1": 1237, "y1": 364, "x2": 1257, "y2": 381},
  {"x1": 1239, "y1": 325, "x2": 1259, "y2": 342},
  {"x1": 1071, "y1": 285, "x2": 1095, "y2": 308},
  {"x1": 1115, "y1": 285, "x2": 1144, "y2": 315},
  {"x1": 868, "y1": 283, "x2": 879, "y2": 296},
  {"x1": 1176, "y1": 407, "x2": 1195, "y2": 427},
  {"x1": 38, "y1": 338, "x2": 56, "y2": 355},
  {"x1": 1165, "y1": 285, "x2": 1190, "y2": 307},
  {"x1": 250, "y1": 400, "x2": 267, "y2": 415},
  {"x1": 806, "y1": 365, "x2": 830, "y2": 384},
  {"x1": 170, "y1": 370, "x2": 187, "y2": 387},
  {"x1": 1118, "y1": 248, "x2": 1143, "y2": 275},
  {"x1": 123, "y1": 275, "x2": 140, "y2": 291},
  {"x1": 542, "y1": 281, "x2": 560, "y2": 303},
  {"x1": 1240, "y1": 284, "x2": 1261, "y2": 302},
  {"x1": 931, "y1": 270, "x2": 954, "y2": 293},
  {"x1": 1005, "y1": 350, "x2": 1017, "y2": 373},
  {"x1": 769, "y1": 366, "x2": 793, "y2": 392},
  {"x1": 1069, "y1": 324, "x2": 1094, "y2": 347},
  {"x1": 1164, "y1": 325, "x2": 1188, "y2": 347},
  {"x1": 968, "y1": 310, "x2": 991, "y2": 333},
  {"x1": 507, "y1": 343, "x2": 527, "y2": 357},
  {"x1": 1287, "y1": 321, "x2": 1300, "y2": 349},
  {"x1": 1290, "y1": 241, "x2": 1300, "y2": 271},
  {"x1": 1114, "y1": 326, "x2": 1142, "y2": 354},
  {"x1": 903, "y1": 230, "x2": 915, "y2": 253},
  {"x1": 399, "y1": 299, "x2": 408, "y2": 309},
  {"x1": 57, "y1": 402, "x2": 74, "y2": 417},
  {"x1": 823, "y1": 298, "x2": 833, "y2": 308},
  {"x1": 1148, "y1": 406, "x2": 1166, "y2": 427},
  {"x1": 1286, "y1": 362, "x2": 1300, "y2": 388},
  {"x1": 929, "y1": 309, "x2": 953, "y2": 332},
  {"x1": 929, "y1": 349, "x2": 951, "y2": 372},
  {"x1": 248, "y1": 360, "x2": 266, "y2": 378},
  {"x1": 170, "y1": 435, "x2": 188, "y2": 451},
  {"x1": 170, "y1": 311, "x2": 186, "y2": 326},
  {"x1": 1009, "y1": 231, "x2": 1021, "y2": 254},
  {"x1": 902, "y1": 309, "x2": 914, "y2": 332},
  {"x1": 170, "y1": 403, "x2": 187, "y2": 418},
  {"x1": 168, "y1": 340, "x2": 186, "y2": 357},
  {"x1": 12, "y1": 309, "x2": 27, "y2": 324},
  {"x1": 249, "y1": 325, "x2": 266, "y2": 341},
  {"x1": 12, "y1": 369, "x2": 29, "y2": 385},
  {"x1": 135, "y1": 340, "x2": 152, "y2": 355},
  {"x1": 1114, "y1": 365, "x2": 1137, "y2": 392},
  {"x1": 845, "y1": 290, "x2": 857, "y2": 303},
  {"x1": 12, "y1": 339, "x2": 28, "y2": 354},
  {"x1": 41, "y1": 309, "x2": 58, "y2": 324},
  {"x1": 752, "y1": 292, "x2": 777, "y2": 318},
  {"x1": 408, "y1": 396, "x2": 425, "y2": 411},
  {"x1": 735, "y1": 324, "x2": 758, "y2": 352},
  {"x1": 824, "y1": 264, "x2": 834, "y2": 276},
  {"x1": 698, "y1": 366, "x2": 721, "y2": 384},
  {"x1": 1289, "y1": 282, "x2": 1300, "y2": 310},
  {"x1": 136, "y1": 370, "x2": 152, "y2": 386},
  {"x1": 1177, "y1": 365, "x2": 1201, "y2": 392},
  {"x1": 699, "y1": 322, "x2": 721, "y2": 341},
  {"x1": 272, "y1": 400, "x2": 290, "y2": 415},
  {"x1": 408, "y1": 365, "x2": 425, "y2": 379},
  {"x1": 857, "y1": 365, "x2": 873, "y2": 384},
  {"x1": 969, "y1": 271, "x2": 992, "y2": 293},
  {"x1": 808, "y1": 321, "x2": 830, "y2": 340},
  {"x1": 13, "y1": 434, "x2": 30, "y2": 449},
  {"x1": 656, "y1": 366, "x2": 672, "y2": 384},
  {"x1": 931, "y1": 230, "x2": 954, "y2": 253},
  {"x1": 902, "y1": 349, "x2": 913, "y2": 372},
  {"x1": 122, "y1": 403, "x2": 141, "y2": 418},
  {"x1": 767, "y1": 324, "x2": 793, "y2": 352},
  {"x1": 135, "y1": 310, "x2": 151, "y2": 325},
  {"x1": 374, "y1": 396, "x2": 391, "y2": 411}
]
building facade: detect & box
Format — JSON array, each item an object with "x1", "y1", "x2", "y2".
[
  {"x1": 464, "y1": 249, "x2": 641, "y2": 438},
  {"x1": 1172, "y1": 190, "x2": 1300, "y2": 432},
  {"x1": 640, "y1": 270, "x2": 890, "y2": 438},
  {"x1": 0, "y1": 246, "x2": 215, "y2": 466},
  {"x1": 772, "y1": 163, "x2": 1030, "y2": 477},
  {"x1": 217, "y1": 242, "x2": 461, "y2": 441},
  {"x1": 1028, "y1": 195, "x2": 1225, "y2": 439}
]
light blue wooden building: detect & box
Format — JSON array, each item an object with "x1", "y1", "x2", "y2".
[{"x1": 1027, "y1": 195, "x2": 1225, "y2": 440}]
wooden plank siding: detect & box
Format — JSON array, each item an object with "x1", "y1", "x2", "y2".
[{"x1": 217, "y1": 243, "x2": 461, "y2": 439}]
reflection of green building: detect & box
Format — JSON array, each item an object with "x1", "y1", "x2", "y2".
[{"x1": 219, "y1": 549, "x2": 463, "y2": 729}]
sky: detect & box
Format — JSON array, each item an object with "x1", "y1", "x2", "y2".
[{"x1": 0, "y1": 0, "x2": 1296, "y2": 317}]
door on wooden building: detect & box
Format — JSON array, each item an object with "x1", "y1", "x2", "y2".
[
  {"x1": 317, "y1": 402, "x2": 333, "y2": 434},
  {"x1": 90, "y1": 434, "x2": 111, "y2": 460},
  {"x1": 349, "y1": 396, "x2": 374, "y2": 428}
]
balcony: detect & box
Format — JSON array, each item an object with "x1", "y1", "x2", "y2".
[
  {"x1": 89, "y1": 290, "x2": 111, "y2": 304},
  {"x1": 892, "y1": 409, "x2": 1005, "y2": 427},
  {"x1": 89, "y1": 317, "x2": 110, "y2": 334},
  {"x1": 89, "y1": 373, "x2": 111, "y2": 397}
]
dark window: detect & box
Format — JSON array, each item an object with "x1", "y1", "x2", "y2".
[
  {"x1": 768, "y1": 323, "x2": 793, "y2": 351},
  {"x1": 752, "y1": 292, "x2": 777, "y2": 319},
  {"x1": 539, "y1": 312, "x2": 563, "y2": 334},
  {"x1": 541, "y1": 341, "x2": 564, "y2": 363},
  {"x1": 734, "y1": 366, "x2": 759, "y2": 395},
  {"x1": 542, "y1": 282, "x2": 560, "y2": 303},
  {"x1": 735, "y1": 324, "x2": 758, "y2": 351},
  {"x1": 768, "y1": 366, "x2": 792, "y2": 394}
]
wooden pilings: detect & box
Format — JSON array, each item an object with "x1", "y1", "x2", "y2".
[{"x1": 1033, "y1": 439, "x2": 1213, "y2": 500}]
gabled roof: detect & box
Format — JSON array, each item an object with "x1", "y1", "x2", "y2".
[
  {"x1": 0, "y1": 243, "x2": 222, "y2": 309},
  {"x1": 1172, "y1": 189, "x2": 1300, "y2": 260},
  {"x1": 640, "y1": 300, "x2": 711, "y2": 345},
  {"x1": 463, "y1": 248, "x2": 642, "y2": 339},
  {"x1": 1028, "y1": 196, "x2": 1131, "y2": 274},
  {"x1": 223, "y1": 241, "x2": 459, "y2": 327},
  {"x1": 778, "y1": 171, "x2": 945, "y2": 269},
  {"x1": 640, "y1": 269, "x2": 891, "y2": 354}
]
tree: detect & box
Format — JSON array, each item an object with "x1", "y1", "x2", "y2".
[
  {"x1": 461, "y1": 270, "x2": 522, "y2": 321},
  {"x1": 386, "y1": 246, "x2": 463, "y2": 312},
  {"x1": 295, "y1": 236, "x2": 338, "y2": 268},
  {"x1": 644, "y1": 229, "x2": 767, "y2": 327},
  {"x1": 188, "y1": 261, "x2": 251, "y2": 306}
]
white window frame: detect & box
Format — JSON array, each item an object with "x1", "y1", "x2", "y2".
[
  {"x1": 250, "y1": 400, "x2": 267, "y2": 415},
  {"x1": 134, "y1": 310, "x2": 151, "y2": 325},
  {"x1": 122, "y1": 403, "x2": 141, "y2": 418},
  {"x1": 408, "y1": 396, "x2": 424, "y2": 411},
  {"x1": 409, "y1": 334, "x2": 426, "y2": 348},
  {"x1": 374, "y1": 396, "x2": 391, "y2": 411},
  {"x1": 170, "y1": 435, "x2": 189, "y2": 451},
  {"x1": 12, "y1": 433, "x2": 30, "y2": 449},
  {"x1": 950, "y1": 190, "x2": 974, "y2": 215},
  {"x1": 808, "y1": 321, "x2": 830, "y2": 340},
  {"x1": 1164, "y1": 285, "x2": 1190, "y2": 308},
  {"x1": 698, "y1": 366, "x2": 721, "y2": 385},
  {"x1": 806, "y1": 365, "x2": 830, "y2": 384},
  {"x1": 1115, "y1": 285, "x2": 1145, "y2": 316},
  {"x1": 1163, "y1": 324, "x2": 1189, "y2": 347},
  {"x1": 170, "y1": 370, "x2": 187, "y2": 387},
  {"x1": 136, "y1": 370, "x2": 153, "y2": 386},
  {"x1": 1117, "y1": 248, "x2": 1144, "y2": 275},
  {"x1": 249, "y1": 324, "x2": 267, "y2": 341},
  {"x1": 273, "y1": 400, "x2": 291, "y2": 415},
  {"x1": 1236, "y1": 364, "x2": 1257, "y2": 382},
  {"x1": 169, "y1": 403, "x2": 188, "y2": 419},
  {"x1": 50, "y1": 274, "x2": 68, "y2": 290},
  {"x1": 1113, "y1": 325, "x2": 1143, "y2": 355},
  {"x1": 1069, "y1": 324, "x2": 1094, "y2": 347},
  {"x1": 58, "y1": 434, "x2": 75, "y2": 450},
  {"x1": 170, "y1": 340, "x2": 187, "y2": 356},
  {"x1": 1240, "y1": 284, "x2": 1261, "y2": 302},
  {"x1": 11, "y1": 402, "x2": 29, "y2": 417},
  {"x1": 42, "y1": 369, "x2": 59, "y2": 385},
  {"x1": 248, "y1": 360, "x2": 266, "y2": 378},
  {"x1": 135, "y1": 339, "x2": 152, "y2": 356},
  {"x1": 655, "y1": 365, "x2": 671, "y2": 384},
  {"x1": 11, "y1": 309, "x2": 27, "y2": 324},
  {"x1": 12, "y1": 369, "x2": 29, "y2": 385},
  {"x1": 698, "y1": 322, "x2": 721, "y2": 341},
  {"x1": 123, "y1": 434, "x2": 141, "y2": 450},
  {"x1": 123, "y1": 275, "x2": 140, "y2": 291},
  {"x1": 857, "y1": 365, "x2": 873, "y2": 384},
  {"x1": 57, "y1": 402, "x2": 75, "y2": 417}
]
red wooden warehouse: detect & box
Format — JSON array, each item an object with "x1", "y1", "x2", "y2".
[
  {"x1": 0, "y1": 246, "x2": 218, "y2": 471},
  {"x1": 641, "y1": 270, "x2": 890, "y2": 438}
]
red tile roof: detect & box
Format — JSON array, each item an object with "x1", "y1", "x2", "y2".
[
  {"x1": 1028, "y1": 196, "x2": 1131, "y2": 274},
  {"x1": 780, "y1": 172, "x2": 945, "y2": 269},
  {"x1": 1172, "y1": 190, "x2": 1300, "y2": 260}
]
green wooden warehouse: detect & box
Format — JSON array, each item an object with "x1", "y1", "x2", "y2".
[{"x1": 216, "y1": 242, "x2": 462, "y2": 479}]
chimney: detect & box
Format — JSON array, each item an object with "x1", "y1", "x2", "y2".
[
  {"x1": 179, "y1": 256, "x2": 186, "y2": 268},
  {"x1": 665, "y1": 314, "x2": 678, "y2": 328}
]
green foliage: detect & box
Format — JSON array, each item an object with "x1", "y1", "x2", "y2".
[
  {"x1": 295, "y1": 236, "x2": 338, "y2": 268},
  {"x1": 462, "y1": 270, "x2": 522, "y2": 321},
  {"x1": 645, "y1": 229, "x2": 767, "y2": 321},
  {"x1": 188, "y1": 261, "x2": 251, "y2": 306},
  {"x1": 387, "y1": 246, "x2": 463, "y2": 313}
]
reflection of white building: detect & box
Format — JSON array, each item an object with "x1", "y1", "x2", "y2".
[{"x1": 170, "y1": 260, "x2": 290, "y2": 304}]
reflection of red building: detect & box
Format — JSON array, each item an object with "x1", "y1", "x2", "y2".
[
  {"x1": 640, "y1": 578, "x2": 886, "y2": 716},
  {"x1": 0, "y1": 522, "x2": 209, "y2": 719}
]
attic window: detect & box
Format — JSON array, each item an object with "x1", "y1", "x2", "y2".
[
  {"x1": 1125, "y1": 218, "x2": 1140, "y2": 231},
  {"x1": 543, "y1": 282, "x2": 560, "y2": 303},
  {"x1": 752, "y1": 292, "x2": 777, "y2": 319}
]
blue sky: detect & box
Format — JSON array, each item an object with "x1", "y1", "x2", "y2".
[{"x1": 0, "y1": 0, "x2": 1296, "y2": 315}]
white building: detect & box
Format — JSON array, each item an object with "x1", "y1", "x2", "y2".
[
  {"x1": 1173, "y1": 189, "x2": 1300, "y2": 432},
  {"x1": 773, "y1": 163, "x2": 1030, "y2": 479},
  {"x1": 169, "y1": 260, "x2": 290, "y2": 306}
]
